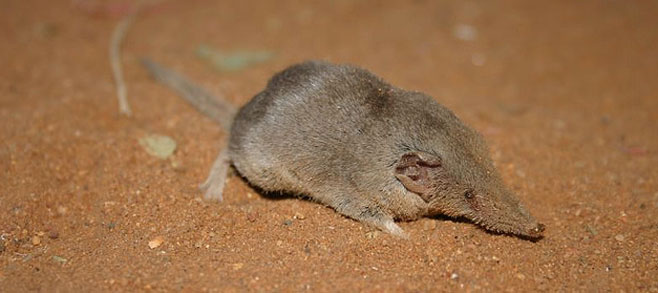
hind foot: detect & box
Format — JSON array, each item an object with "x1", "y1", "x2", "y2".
[
  {"x1": 199, "y1": 148, "x2": 230, "y2": 201},
  {"x1": 380, "y1": 220, "x2": 408, "y2": 239}
]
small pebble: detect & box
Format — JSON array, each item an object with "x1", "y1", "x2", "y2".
[
  {"x1": 516, "y1": 273, "x2": 526, "y2": 280},
  {"x1": 246, "y1": 211, "x2": 258, "y2": 222},
  {"x1": 232, "y1": 263, "x2": 244, "y2": 270},
  {"x1": 365, "y1": 231, "x2": 380, "y2": 239},
  {"x1": 423, "y1": 220, "x2": 437, "y2": 231},
  {"x1": 614, "y1": 234, "x2": 625, "y2": 242},
  {"x1": 453, "y1": 24, "x2": 477, "y2": 41},
  {"x1": 52, "y1": 256, "x2": 68, "y2": 264},
  {"x1": 56, "y1": 206, "x2": 68, "y2": 215},
  {"x1": 0, "y1": 241, "x2": 5, "y2": 253},
  {"x1": 425, "y1": 249, "x2": 438, "y2": 263},
  {"x1": 623, "y1": 146, "x2": 647, "y2": 156},
  {"x1": 148, "y1": 236, "x2": 164, "y2": 249},
  {"x1": 450, "y1": 272, "x2": 459, "y2": 280},
  {"x1": 293, "y1": 212, "x2": 305, "y2": 220},
  {"x1": 282, "y1": 219, "x2": 293, "y2": 226},
  {"x1": 170, "y1": 159, "x2": 185, "y2": 171},
  {"x1": 48, "y1": 230, "x2": 59, "y2": 239},
  {"x1": 471, "y1": 53, "x2": 486, "y2": 66},
  {"x1": 31, "y1": 236, "x2": 41, "y2": 246}
]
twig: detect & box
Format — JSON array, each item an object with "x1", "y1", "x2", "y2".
[{"x1": 109, "y1": 5, "x2": 140, "y2": 116}]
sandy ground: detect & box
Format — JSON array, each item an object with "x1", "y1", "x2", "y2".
[{"x1": 1, "y1": 0, "x2": 658, "y2": 291}]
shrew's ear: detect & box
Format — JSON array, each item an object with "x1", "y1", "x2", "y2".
[{"x1": 394, "y1": 152, "x2": 442, "y2": 201}]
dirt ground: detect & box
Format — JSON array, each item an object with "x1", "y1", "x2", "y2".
[{"x1": 1, "y1": 0, "x2": 657, "y2": 291}]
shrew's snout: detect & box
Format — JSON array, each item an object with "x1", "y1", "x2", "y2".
[{"x1": 527, "y1": 222, "x2": 545, "y2": 238}]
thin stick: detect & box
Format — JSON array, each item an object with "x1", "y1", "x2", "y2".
[{"x1": 109, "y1": 7, "x2": 139, "y2": 116}]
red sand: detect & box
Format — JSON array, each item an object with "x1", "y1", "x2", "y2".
[{"x1": 1, "y1": 0, "x2": 657, "y2": 291}]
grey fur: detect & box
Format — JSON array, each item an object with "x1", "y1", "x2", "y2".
[{"x1": 143, "y1": 59, "x2": 544, "y2": 239}]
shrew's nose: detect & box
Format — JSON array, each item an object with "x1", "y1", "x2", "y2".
[{"x1": 532, "y1": 223, "x2": 546, "y2": 234}]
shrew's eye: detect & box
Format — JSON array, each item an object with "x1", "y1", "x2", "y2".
[{"x1": 464, "y1": 189, "x2": 480, "y2": 211}]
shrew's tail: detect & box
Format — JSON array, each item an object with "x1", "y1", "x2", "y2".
[{"x1": 141, "y1": 58, "x2": 236, "y2": 131}]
